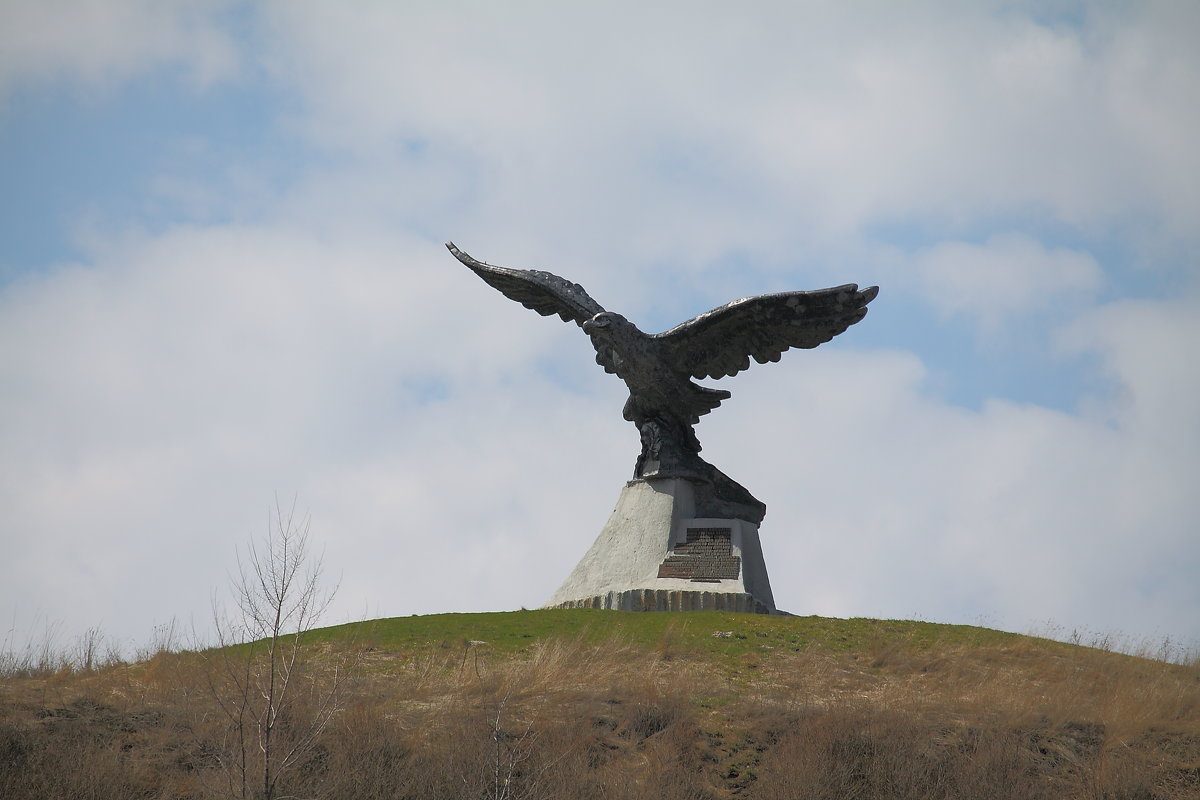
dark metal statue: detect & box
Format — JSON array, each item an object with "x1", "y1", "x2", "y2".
[{"x1": 447, "y1": 242, "x2": 878, "y2": 523}]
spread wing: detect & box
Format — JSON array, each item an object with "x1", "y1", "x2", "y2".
[
  {"x1": 447, "y1": 242, "x2": 605, "y2": 326},
  {"x1": 655, "y1": 284, "x2": 879, "y2": 380}
]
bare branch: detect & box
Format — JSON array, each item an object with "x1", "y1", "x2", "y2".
[{"x1": 203, "y1": 496, "x2": 341, "y2": 800}]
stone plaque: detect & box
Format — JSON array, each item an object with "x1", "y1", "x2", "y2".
[{"x1": 658, "y1": 527, "x2": 741, "y2": 582}]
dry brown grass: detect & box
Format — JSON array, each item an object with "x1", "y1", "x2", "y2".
[
  {"x1": 744, "y1": 637, "x2": 1200, "y2": 799},
  {"x1": 2, "y1": 626, "x2": 1197, "y2": 799}
]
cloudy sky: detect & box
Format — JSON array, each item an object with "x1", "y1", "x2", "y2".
[{"x1": 2, "y1": 1, "x2": 1197, "y2": 656}]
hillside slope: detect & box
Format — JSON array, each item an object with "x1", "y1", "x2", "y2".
[{"x1": 3, "y1": 610, "x2": 1198, "y2": 799}]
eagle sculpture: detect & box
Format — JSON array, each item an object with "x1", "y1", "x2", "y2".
[{"x1": 448, "y1": 242, "x2": 878, "y2": 522}]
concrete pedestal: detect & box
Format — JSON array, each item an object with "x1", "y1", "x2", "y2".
[{"x1": 545, "y1": 477, "x2": 777, "y2": 614}]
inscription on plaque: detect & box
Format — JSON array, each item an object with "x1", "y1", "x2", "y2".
[{"x1": 657, "y1": 527, "x2": 741, "y2": 582}]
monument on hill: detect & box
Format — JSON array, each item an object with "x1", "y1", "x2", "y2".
[{"x1": 447, "y1": 242, "x2": 877, "y2": 614}]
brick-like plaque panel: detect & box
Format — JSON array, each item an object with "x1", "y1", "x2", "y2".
[{"x1": 657, "y1": 527, "x2": 740, "y2": 582}]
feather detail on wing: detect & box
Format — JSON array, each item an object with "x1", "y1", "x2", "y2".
[
  {"x1": 654, "y1": 284, "x2": 879, "y2": 380},
  {"x1": 447, "y1": 242, "x2": 605, "y2": 326}
]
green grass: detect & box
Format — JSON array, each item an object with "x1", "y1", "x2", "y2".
[{"x1": 310, "y1": 608, "x2": 1026, "y2": 663}]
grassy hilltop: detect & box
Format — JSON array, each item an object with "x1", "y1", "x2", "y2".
[{"x1": 2, "y1": 609, "x2": 1198, "y2": 799}]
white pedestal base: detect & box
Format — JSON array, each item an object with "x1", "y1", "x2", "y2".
[{"x1": 545, "y1": 477, "x2": 777, "y2": 614}]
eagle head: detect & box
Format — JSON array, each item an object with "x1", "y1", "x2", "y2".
[
  {"x1": 582, "y1": 312, "x2": 639, "y2": 376},
  {"x1": 582, "y1": 311, "x2": 632, "y2": 338}
]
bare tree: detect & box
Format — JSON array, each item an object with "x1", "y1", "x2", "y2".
[{"x1": 206, "y1": 497, "x2": 342, "y2": 800}]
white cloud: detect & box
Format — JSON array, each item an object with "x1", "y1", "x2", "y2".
[
  {"x1": 256, "y1": 1, "x2": 1200, "y2": 252},
  {"x1": 910, "y1": 233, "x2": 1103, "y2": 332},
  {"x1": 0, "y1": 222, "x2": 630, "y2": 647},
  {"x1": 1099, "y1": 1, "x2": 1200, "y2": 235},
  {"x1": 1057, "y1": 292, "x2": 1200, "y2": 446},
  {"x1": 0, "y1": 0, "x2": 240, "y2": 98},
  {"x1": 699, "y1": 312, "x2": 1199, "y2": 642}
]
